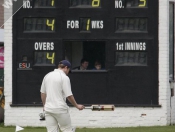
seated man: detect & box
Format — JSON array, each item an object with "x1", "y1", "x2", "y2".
[{"x1": 73, "y1": 58, "x2": 89, "y2": 70}]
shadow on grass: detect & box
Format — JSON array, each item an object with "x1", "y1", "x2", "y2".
[{"x1": 0, "y1": 121, "x2": 4, "y2": 127}]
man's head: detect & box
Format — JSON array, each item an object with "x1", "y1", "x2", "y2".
[
  {"x1": 80, "y1": 58, "x2": 89, "y2": 70},
  {"x1": 58, "y1": 60, "x2": 71, "y2": 75}
]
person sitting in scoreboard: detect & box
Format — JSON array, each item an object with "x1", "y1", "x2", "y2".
[
  {"x1": 92, "y1": 61, "x2": 104, "y2": 70},
  {"x1": 73, "y1": 58, "x2": 89, "y2": 70}
]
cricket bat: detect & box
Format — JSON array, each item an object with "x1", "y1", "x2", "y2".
[{"x1": 85, "y1": 105, "x2": 115, "y2": 111}]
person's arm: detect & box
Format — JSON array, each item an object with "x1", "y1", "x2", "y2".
[
  {"x1": 40, "y1": 75, "x2": 47, "y2": 109},
  {"x1": 41, "y1": 93, "x2": 46, "y2": 108},
  {"x1": 67, "y1": 95, "x2": 84, "y2": 110}
]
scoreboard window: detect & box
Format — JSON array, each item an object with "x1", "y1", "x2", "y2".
[{"x1": 64, "y1": 41, "x2": 105, "y2": 69}]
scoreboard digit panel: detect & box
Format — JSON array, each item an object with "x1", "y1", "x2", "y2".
[
  {"x1": 15, "y1": 14, "x2": 62, "y2": 38},
  {"x1": 34, "y1": 51, "x2": 56, "y2": 66},
  {"x1": 34, "y1": 0, "x2": 55, "y2": 8},
  {"x1": 70, "y1": 0, "x2": 101, "y2": 8},
  {"x1": 24, "y1": 18, "x2": 56, "y2": 32},
  {"x1": 115, "y1": 52, "x2": 147, "y2": 66},
  {"x1": 115, "y1": 17, "x2": 147, "y2": 32}
]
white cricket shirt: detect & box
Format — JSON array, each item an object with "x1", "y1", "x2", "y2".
[{"x1": 40, "y1": 69, "x2": 73, "y2": 113}]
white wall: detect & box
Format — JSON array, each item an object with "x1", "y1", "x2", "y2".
[
  {"x1": 4, "y1": 0, "x2": 173, "y2": 127},
  {"x1": 0, "y1": 29, "x2": 4, "y2": 42}
]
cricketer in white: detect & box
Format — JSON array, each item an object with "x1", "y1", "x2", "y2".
[{"x1": 40, "y1": 60, "x2": 84, "y2": 132}]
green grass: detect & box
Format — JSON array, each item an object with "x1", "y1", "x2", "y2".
[{"x1": 0, "y1": 122, "x2": 175, "y2": 132}]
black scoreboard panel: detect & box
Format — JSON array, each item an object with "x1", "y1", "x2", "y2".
[
  {"x1": 106, "y1": 39, "x2": 158, "y2": 104},
  {"x1": 12, "y1": 39, "x2": 63, "y2": 104},
  {"x1": 12, "y1": 0, "x2": 159, "y2": 106}
]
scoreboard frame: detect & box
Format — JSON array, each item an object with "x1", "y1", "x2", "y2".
[{"x1": 12, "y1": 0, "x2": 159, "y2": 106}]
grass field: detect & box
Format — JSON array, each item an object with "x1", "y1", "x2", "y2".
[{"x1": 1, "y1": 123, "x2": 175, "y2": 132}]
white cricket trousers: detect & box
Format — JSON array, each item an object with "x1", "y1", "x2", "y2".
[{"x1": 45, "y1": 111, "x2": 75, "y2": 132}]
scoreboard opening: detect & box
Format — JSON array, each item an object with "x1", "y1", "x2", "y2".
[{"x1": 64, "y1": 41, "x2": 106, "y2": 70}]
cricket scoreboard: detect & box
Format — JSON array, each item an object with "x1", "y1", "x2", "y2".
[{"x1": 12, "y1": 0, "x2": 159, "y2": 106}]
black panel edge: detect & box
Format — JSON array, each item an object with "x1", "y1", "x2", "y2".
[
  {"x1": 10, "y1": 104, "x2": 161, "y2": 107},
  {"x1": 71, "y1": 70, "x2": 108, "y2": 73}
]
